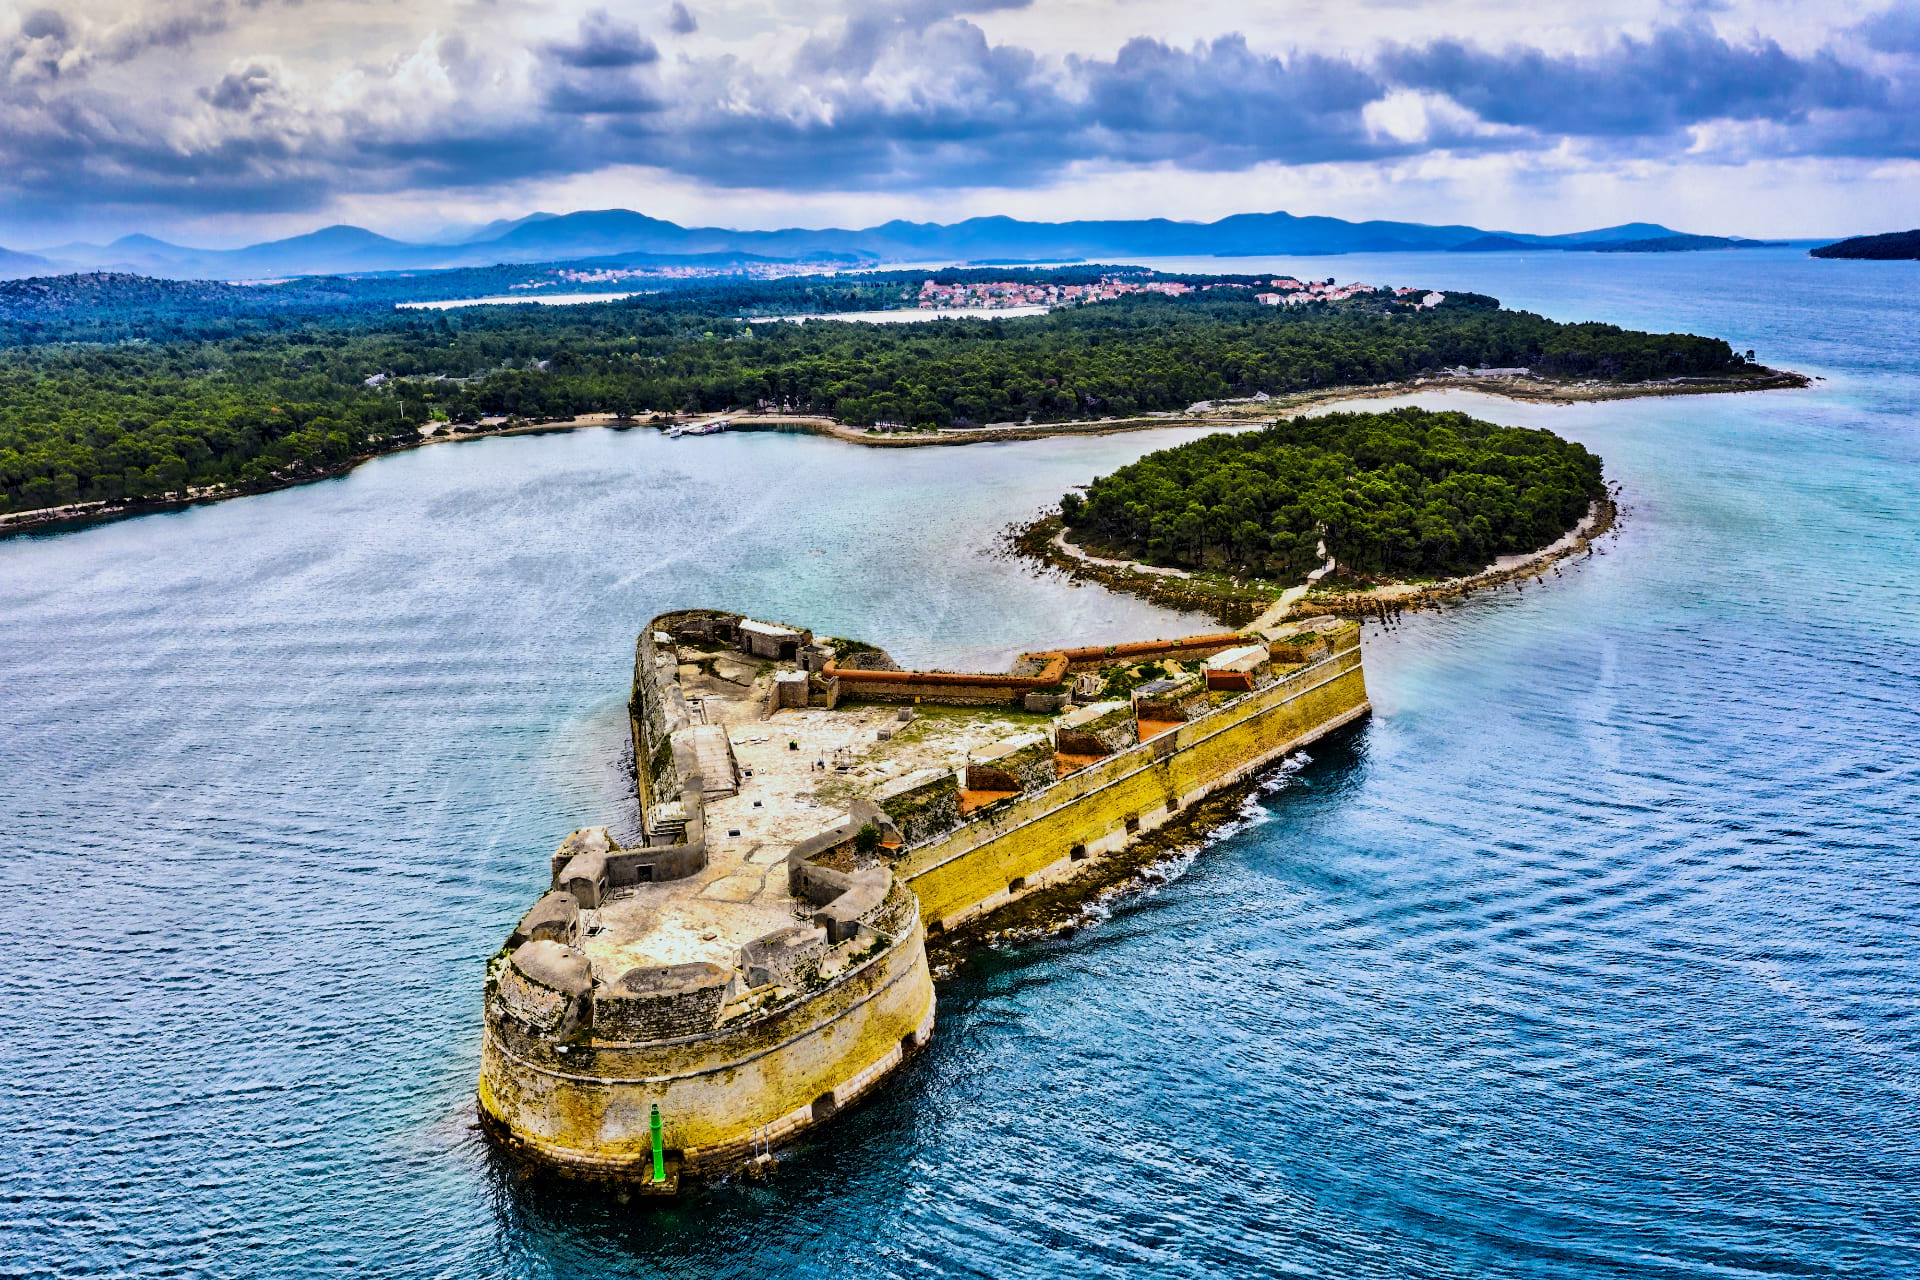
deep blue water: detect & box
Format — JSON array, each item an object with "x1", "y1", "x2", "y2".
[{"x1": 3, "y1": 249, "x2": 1918, "y2": 1279}]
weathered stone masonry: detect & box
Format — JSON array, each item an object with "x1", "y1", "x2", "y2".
[{"x1": 479, "y1": 608, "x2": 1367, "y2": 1187}]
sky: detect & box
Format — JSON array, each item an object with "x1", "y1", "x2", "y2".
[{"x1": 2, "y1": 0, "x2": 1917, "y2": 248}]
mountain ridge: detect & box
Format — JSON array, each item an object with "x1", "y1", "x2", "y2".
[{"x1": 12, "y1": 208, "x2": 1777, "y2": 280}]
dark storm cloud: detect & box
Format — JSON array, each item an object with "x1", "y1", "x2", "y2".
[
  {"x1": 598, "y1": 20, "x2": 1408, "y2": 192},
  {"x1": 1074, "y1": 35, "x2": 1390, "y2": 167},
  {"x1": 548, "y1": 9, "x2": 659, "y2": 68},
  {"x1": 544, "y1": 73, "x2": 665, "y2": 115},
  {"x1": 541, "y1": 9, "x2": 665, "y2": 114},
  {"x1": 1382, "y1": 23, "x2": 1882, "y2": 138}
]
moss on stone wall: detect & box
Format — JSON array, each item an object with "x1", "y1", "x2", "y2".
[{"x1": 877, "y1": 769, "x2": 962, "y2": 845}]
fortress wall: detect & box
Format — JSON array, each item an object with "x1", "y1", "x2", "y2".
[
  {"x1": 495, "y1": 614, "x2": 1365, "y2": 1184},
  {"x1": 897, "y1": 635, "x2": 1367, "y2": 930},
  {"x1": 594, "y1": 980, "x2": 730, "y2": 1043},
  {"x1": 631, "y1": 630, "x2": 678, "y2": 813},
  {"x1": 1054, "y1": 633, "x2": 1248, "y2": 673},
  {"x1": 479, "y1": 909, "x2": 935, "y2": 1177},
  {"x1": 833, "y1": 676, "x2": 1024, "y2": 705}
]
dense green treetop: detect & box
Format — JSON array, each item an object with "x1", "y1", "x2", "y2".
[
  {"x1": 0, "y1": 272, "x2": 1745, "y2": 516},
  {"x1": 1060, "y1": 407, "x2": 1606, "y2": 581}
]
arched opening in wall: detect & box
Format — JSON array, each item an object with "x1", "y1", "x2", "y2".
[
  {"x1": 1008, "y1": 876, "x2": 1027, "y2": 895},
  {"x1": 811, "y1": 1092, "x2": 838, "y2": 1122},
  {"x1": 927, "y1": 919, "x2": 945, "y2": 937},
  {"x1": 1125, "y1": 815, "x2": 1141, "y2": 834},
  {"x1": 900, "y1": 1032, "x2": 918, "y2": 1059},
  {"x1": 1069, "y1": 844, "x2": 1088, "y2": 861}
]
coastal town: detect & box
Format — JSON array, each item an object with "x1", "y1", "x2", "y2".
[
  {"x1": 913, "y1": 274, "x2": 1446, "y2": 311},
  {"x1": 505, "y1": 260, "x2": 854, "y2": 290}
]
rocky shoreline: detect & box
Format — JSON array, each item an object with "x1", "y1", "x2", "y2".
[
  {"x1": 1011, "y1": 493, "x2": 1622, "y2": 630},
  {"x1": 923, "y1": 762, "x2": 1316, "y2": 975},
  {"x1": 1286, "y1": 493, "x2": 1620, "y2": 622},
  {"x1": 734, "y1": 366, "x2": 1806, "y2": 450}
]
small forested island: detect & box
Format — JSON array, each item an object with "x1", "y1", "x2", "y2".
[
  {"x1": 1809, "y1": 230, "x2": 1920, "y2": 260},
  {"x1": 0, "y1": 267, "x2": 1794, "y2": 524},
  {"x1": 1058, "y1": 408, "x2": 1604, "y2": 582}
]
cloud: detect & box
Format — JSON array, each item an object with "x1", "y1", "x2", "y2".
[
  {"x1": 19, "y1": 8, "x2": 68, "y2": 41},
  {"x1": 548, "y1": 9, "x2": 659, "y2": 69},
  {"x1": 5, "y1": 8, "x2": 75, "y2": 82},
  {"x1": 541, "y1": 9, "x2": 664, "y2": 114},
  {"x1": 1382, "y1": 23, "x2": 1883, "y2": 140},
  {"x1": 1073, "y1": 35, "x2": 1388, "y2": 168},
  {"x1": 1860, "y1": 6, "x2": 1920, "y2": 55},
  {"x1": 101, "y1": 7, "x2": 234, "y2": 62},
  {"x1": 201, "y1": 60, "x2": 279, "y2": 113},
  {"x1": 0, "y1": 2, "x2": 1916, "y2": 237},
  {"x1": 603, "y1": 19, "x2": 1406, "y2": 190}
]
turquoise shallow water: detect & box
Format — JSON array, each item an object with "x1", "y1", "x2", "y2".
[{"x1": 2, "y1": 250, "x2": 1918, "y2": 1278}]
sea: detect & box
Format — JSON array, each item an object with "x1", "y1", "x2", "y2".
[{"x1": 2, "y1": 247, "x2": 1917, "y2": 1279}]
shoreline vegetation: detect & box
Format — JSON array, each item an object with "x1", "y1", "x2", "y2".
[
  {"x1": 1008, "y1": 403, "x2": 1625, "y2": 627},
  {"x1": 1014, "y1": 493, "x2": 1619, "y2": 629},
  {"x1": 1, "y1": 267, "x2": 1798, "y2": 530},
  {"x1": 0, "y1": 366, "x2": 1797, "y2": 538}
]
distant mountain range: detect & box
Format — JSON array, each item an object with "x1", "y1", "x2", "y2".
[
  {"x1": 0, "y1": 246, "x2": 52, "y2": 277},
  {"x1": 0, "y1": 209, "x2": 1798, "y2": 281},
  {"x1": 1452, "y1": 232, "x2": 1784, "y2": 254}
]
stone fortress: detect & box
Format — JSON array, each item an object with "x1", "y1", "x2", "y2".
[{"x1": 478, "y1": 605, "x2": 1371, "y2": 1189}]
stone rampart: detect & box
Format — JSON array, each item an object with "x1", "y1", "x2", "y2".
[
  {"x1": 1055, "y1": 701, "x2": 1136, "y2": 757},
  {"x1": 593, "y1": 962, "x2": 732, "y2": 1041},
  {"x1": 896, "y1": 630, "x2": 1367, "y2": 931},
  {"x1": 816, "y1": 632, "x2": 1257, "y2": 709},
  {"x1": 1053, "y1": 633, "x2": 1247, "y2": 673},
  {"x1": 965, "y1": 733, "x2": 1056, "y2": 794},
  {"x1": 485, "y1": 612, "x2": 1366, "y2": 1186},
  {"x1": 551, "y1": 816, "x2": 707, "y2": 909},
  {"x1": 480, "y1": 884, "x2": 933, "y2": 1177},
  {"x1": 876, "y1": 769, "x2": 962, "y2": 844}
]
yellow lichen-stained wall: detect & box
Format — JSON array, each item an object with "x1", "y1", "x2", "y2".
[
  {"x1": 478, "y1": 915, "x2": 936, "y2": 1175},
  {"x1": 898, "y1": 635, "x2": 1368, "y2": 930}
]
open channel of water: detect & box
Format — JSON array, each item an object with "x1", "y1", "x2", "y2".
[{"x1": 2, "y1": 249, "x2": 1917, "y2": 1278}]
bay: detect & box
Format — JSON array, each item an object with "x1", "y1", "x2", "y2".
[{"x1": 2, "y1": 247, "x2": 1917, "y2": 1278}]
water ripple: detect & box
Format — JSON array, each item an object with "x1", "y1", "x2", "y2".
[{"x1": 4, "y1": 254, "x2": 1920, "y2": 1277}]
